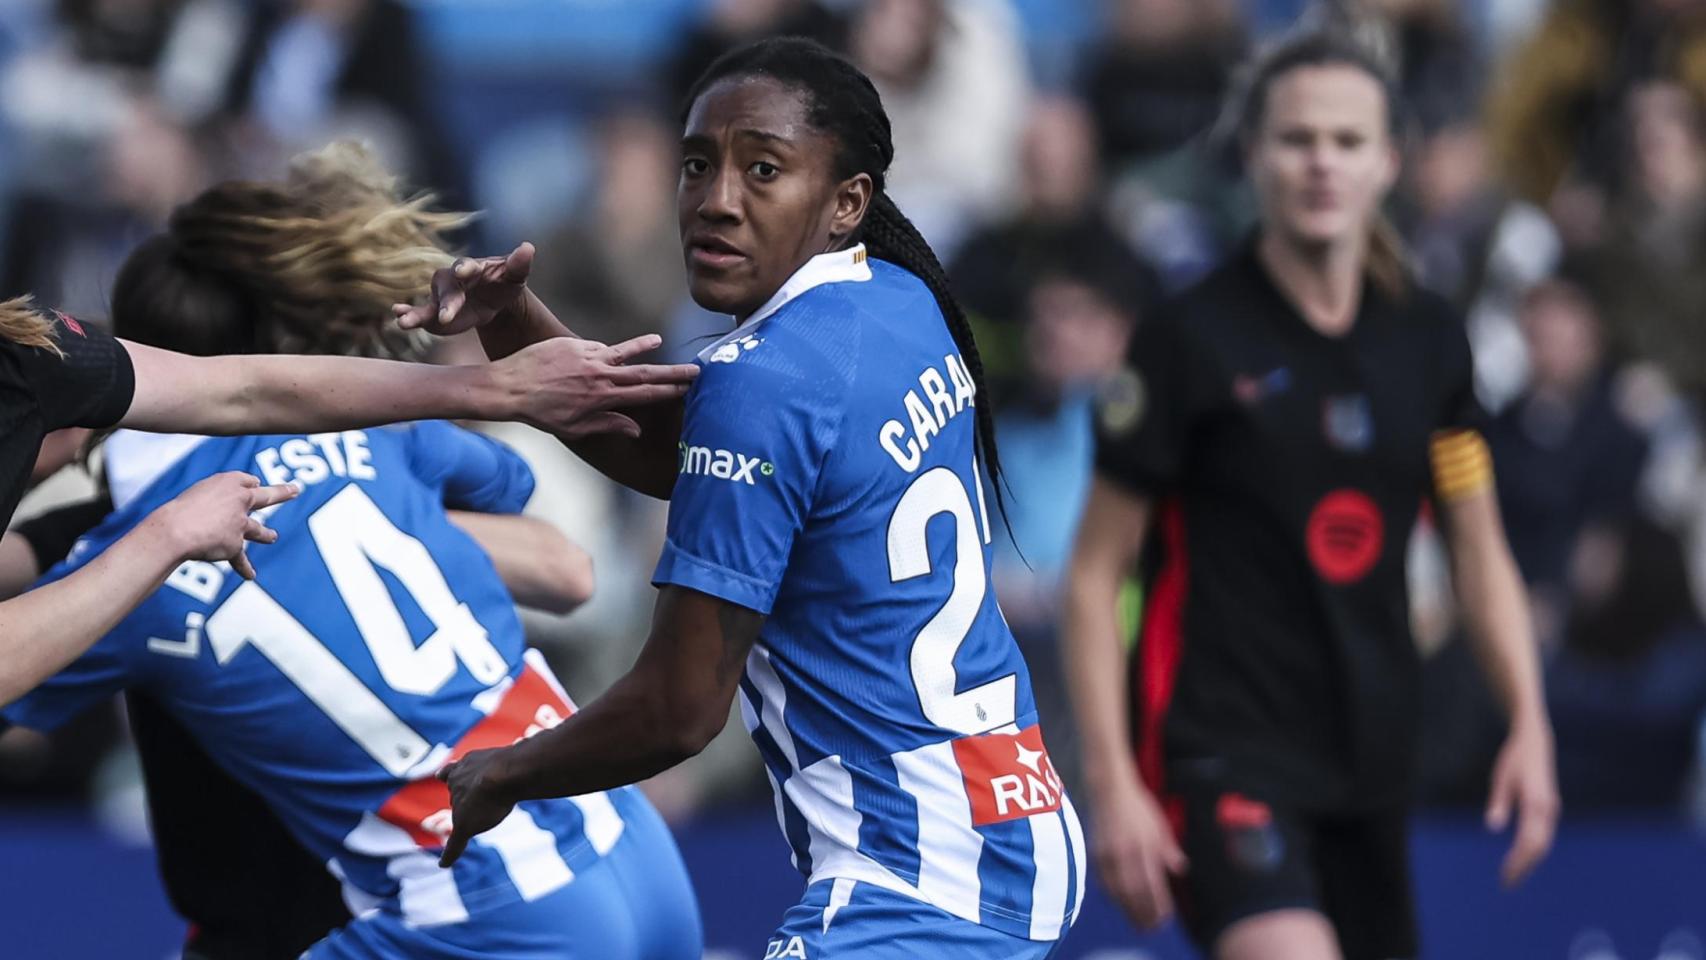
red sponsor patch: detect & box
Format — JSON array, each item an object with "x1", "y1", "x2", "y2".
[
  {"x1": 1215, "y1": 792, "x2": 1272, "y2": 831},
  {"x1": 377, "y1": 665, "x2": 574, "y2": 847},
  {"x1": 1305, "y1": 488, "x2": 1384, "y2": 585},
  {"x1": 51, "y1": 310, "x2": 85, "y2": 337},
  {"x1": 952, "y1": 724, "x2": 1064, "y2": 827}
]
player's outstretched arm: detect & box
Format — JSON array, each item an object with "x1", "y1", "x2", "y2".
[
  {"x1": 447, "y1": 511, "x2": 594, "y2": 614},
  {"x1": 1062, "y1": 478, "x2": 1187, "y2": 930},
  {"x1": 1439, "y1": 478, "x2": 1559, "y2": 889},
  {"x1": 395, "y1": 244, "x2": 686, "y2": 498},
  {"x1": 0, "y1": 473, "x2": 296, "y2": 708},
  {"x1": 116, "y1": 334, "x2": 696, "y2": 442},
  {"x1": 436, "y1": 585, "x2": 759, "y2": 866}
]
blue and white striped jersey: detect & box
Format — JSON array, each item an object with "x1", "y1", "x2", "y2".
[
  {"x1": 654, "y1": 245, "x2": 1086, "y2": 941},
  {"x1": 4, "y1": 424, "x2": 644, "y2": 927}
]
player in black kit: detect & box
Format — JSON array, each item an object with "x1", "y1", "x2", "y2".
[{"x1": 1062, "y1": 29, "x2": 1558, "y2": 960}]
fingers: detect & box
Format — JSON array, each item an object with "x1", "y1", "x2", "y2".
[
  {"x1": 432, "y1": 268, "x2": 468, "y2": 327},
  {"x1": 564, "y1": 412, "x2": 642, "y2": 440},
  {"x1": 247, "y1": 481, "x2": 301, "y2": 511},
  {"x1": 439, "y1": 825, "x2": 471, "y2": 869},
  {"x1": 230, "y1": 545, "x2": 257, "y2": 581},
  {"x1": 1139, "y1": 847, "x2": 1175, "y2": 927},
  {"x1": 1485, "y1": 769, "x2": 1513, "y2": 833},
  {"x1": 503, "y1": 242, "x2": 535, "y2": 283},
  {"x1": 604, "y1": 362, "x2": 702, "y2": 387},
  {"x1": 604, "y1": 333, "x2": 666, "y2": 365},
  {"x1": 243, "y1": 516, "x2": 278, "y2": 545},
  {"x1": 394, "y1": 302, "x2": 431, "y2": 330},
  {"x1": 600, "y1": 381, "x2": 694, "y2": 408},
  {"x1": 1501, "y1": 795, "x2": 1558, "y2": 888}
]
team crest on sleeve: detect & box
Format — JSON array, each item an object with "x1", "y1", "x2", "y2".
[
  {"x1": 709, "y1": 334, "x2": 763, "y2": 364},
  {"x1": 1098, "y1": 368, "x2": 1145, "y2": 436}
]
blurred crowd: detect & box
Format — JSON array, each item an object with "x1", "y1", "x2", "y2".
[{"x1": 3, "y1": 0, "x2": 1705, "y2": 831}]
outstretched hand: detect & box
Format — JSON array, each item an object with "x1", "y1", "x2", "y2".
[
  {"x1": 1485, "y1": 720, "x2": 1559, "y2": 888},
  {"x1": 395, "y1": 243, "x2": 535, "y2": 336},
  {"x1": 498, "y1": 334, "x2": 698, "y2": 440},
  {"x1": 437, "y1": 747, "x2": 519, "y2": 868}
]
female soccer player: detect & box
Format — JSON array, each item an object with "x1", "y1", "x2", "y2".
[
  {"x1": 0, "y1": 260, "x2": 693, "y2": 706},
  {"x1": 409, "y1": 38, "x2": 1085, "y2": 959},
  {"x1": 2, "y1": 143, "x2": 702, "y2": 960},
  {"x1": 1061, "y1": 30, "x2": 1557, "y2": 960}
]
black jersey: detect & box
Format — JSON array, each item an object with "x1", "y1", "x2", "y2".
[
  {"x1": 0, "y1": 312, "x2": 134, "y2": 529},
  {"x1": 1094, "y1": 240, "x2": 1482, "y2": 812}
]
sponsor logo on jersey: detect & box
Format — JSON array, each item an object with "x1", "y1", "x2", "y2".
[
  {"x1": 1322, "y1": 394, "x2": 1374, "y2": 452},
  {"x1": 678, "y1": 442, "x2": 773, "y2": 485},
  {"x1": 765, "y1": 936, "x2": 809, "y2": 959},
  {"x1": 1231, "y1": 367, "x2": 1290, "y2": 405},
  {"x1": 378, "y1": 665, "x2": 572, "y2": 847},
  {"x1": 952, "y1": 724, "x2": 1064, "y2": 826},
  {"x1": 1305, "y1": 488, "x2": 1384, "y2": 585},
  {"x1": 709, "y1": 334, "x2": 763, "y2": 363},
  {"x1": 51, "y1": 310, "x2": 86, "y2": 337}
]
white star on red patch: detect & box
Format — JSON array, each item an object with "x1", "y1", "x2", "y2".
[{"x1": 1015, "y1": 742, "x2": 1044, "y2": 775}]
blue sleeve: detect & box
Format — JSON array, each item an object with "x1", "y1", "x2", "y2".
[
  {"x1": 401, "y1": 421, "x2": 536, "y2": 514},
  {"x1": 651, "y1": 348, "x2": 842, "y2": 615},
  {"x1": 1, "y1": 548, "x2": 144, "y2": 732}
]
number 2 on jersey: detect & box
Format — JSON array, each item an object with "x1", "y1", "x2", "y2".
[
  {"x1": 205, "y1": 485, "x2": 504, "y2": 776},
  {"x1": 887, "y1": 461, "x2": 1016, "y2": 736}
]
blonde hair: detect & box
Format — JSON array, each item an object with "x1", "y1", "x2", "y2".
[
  {"x1": 0, "y1": 296, "x2": 64, "y2": 356},
  {"x1": 143, "y1": 141, "x2": 472, "y2": 360}
]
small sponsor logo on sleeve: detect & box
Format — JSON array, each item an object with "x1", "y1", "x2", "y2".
[
  {"x1": 678, "y1": 441, "x2": 773, "y2": 484},
  {"x1": 51, "y1": 310, "x2": 86, "y2": 337}
]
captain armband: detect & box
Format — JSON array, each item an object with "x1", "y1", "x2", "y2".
[{"x1": 1429, "y1": 429, "x2": 1494, "y2": 501}]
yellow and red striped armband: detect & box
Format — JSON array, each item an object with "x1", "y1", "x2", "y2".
[{"x1": 1430, "y1": 429, "x2": 1494, "y2": 501}]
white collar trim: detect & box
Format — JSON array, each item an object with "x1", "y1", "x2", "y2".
[
  {"x1": 105, "y1": 430, "x2": 210, "y2": 511},
  {"x1": 698, "y1": 244, "x2": 872, "y2": 363}
]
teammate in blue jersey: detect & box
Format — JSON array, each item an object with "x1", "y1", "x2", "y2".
[
  {"x1": 406, "y1": 38, "x2": 1085, "y2": 957},
  {"x1": 0, "y1": 145, "x2": 702, "y2": 960}
]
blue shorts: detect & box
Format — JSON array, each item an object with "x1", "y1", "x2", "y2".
[
  {"x1": 766, "y1": 880, "x2": 1062, "y2": 959},
  {"x1": 307, "y1": 799, "x2": 701, "y2": 960}
]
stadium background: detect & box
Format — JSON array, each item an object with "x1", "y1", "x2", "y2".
[{"x1": 1, "y1": 0, "x2": 1704, "y2": 956}]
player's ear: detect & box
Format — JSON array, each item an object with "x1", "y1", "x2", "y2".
[{"x1": 829, "y1": 172, "x2": 872, "y2": 243}]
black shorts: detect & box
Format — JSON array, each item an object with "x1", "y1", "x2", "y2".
[{"x1": 1164, "y1": 765, "x2": 1417, "y2": 960}]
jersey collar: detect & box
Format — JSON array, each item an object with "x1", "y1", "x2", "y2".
[
  {"x1": 105, "y1": 430, "x2": 209, "y2": 511},
  {"x1": 696, "y1": 244, "x2": 872, "y2": 363},
  {"x1": 742, "y1": 243, "x2": 872, "y2": 328}
]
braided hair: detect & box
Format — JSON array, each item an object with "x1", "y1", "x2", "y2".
[{"x1": 684, "y1": 37, "x2": 1011, "y2": 513}]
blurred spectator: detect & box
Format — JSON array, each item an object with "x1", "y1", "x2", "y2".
[
  {"x1": 0, "y1": 0, "x2": 237, "y2": 310},
  {"x1": 1485, "y1": 278, "x2": 1648, "y2": 647},
  {"x1": 1578, "y1": 80, "x2": 1706, "y2": 400},
  {"x1": 949, "y1": 96, "x2": 1157, "y2": 388},
  {"x1": 224, "y1": 0, "x2": 458, "y2": 197},
  {"x1": 528, "y1": 108, "x2": 686, "y2": 348},
  {"x1": 667, "y1": 0, "x2": 848, "y2": 106},
  {"x1": 851, "y1": 0, "x2": 1031, "y2": 254},
  {"x1": 990, "y1": 266, "x2": 1137, "y2": 793},
  {"x1": 1402, "y1": 118, "x2": 1561, "y2": 410},
  {"x1": 1487, "y1": 0, "x2": 1706, "y2": 216},
  {"x1": 1084, "y1": 0, "x2": 1245, "y2": 288},
  {"x1": 1080, "y1": 0, "x2": 1244, "y2": 171},
  {"x1": 1369, "y1": 0, "x2": 1484, "y2": 133},
  {"x1": 1548, "y1": 515, "x2": 1706, "y2": 812}
]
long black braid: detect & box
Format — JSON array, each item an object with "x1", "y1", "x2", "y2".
[{"x1": 684, "y1": 37, "x2": 1012, "y2": 519}]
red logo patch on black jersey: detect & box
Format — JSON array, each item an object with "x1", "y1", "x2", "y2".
[
  {"x1": 51, "y1": 310, "x2": 85, "y2": 337},
  {"x1": 1306, "y1": 489, "x2": 1384, "y2": 585}
]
